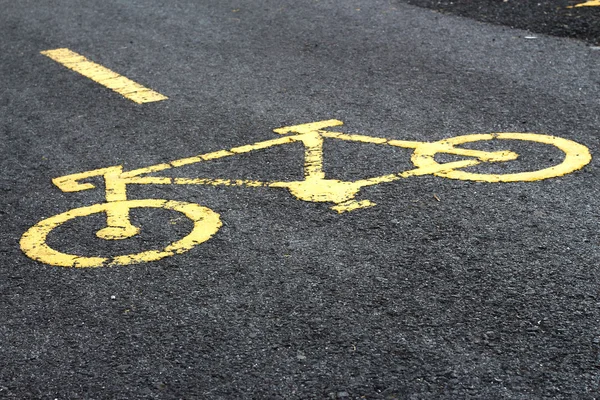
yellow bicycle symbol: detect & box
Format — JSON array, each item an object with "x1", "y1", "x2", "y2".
[{"x1": 21, "y1": 119, "x2": 591, "y2": 268}]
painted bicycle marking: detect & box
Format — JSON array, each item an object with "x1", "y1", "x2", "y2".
[{"x1": 21, "y1": 119, "x2": 591, "y2": 268}]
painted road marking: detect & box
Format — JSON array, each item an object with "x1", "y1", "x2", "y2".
[
  {"x1": 20, "y1": 120, "x2": 591, "y2": 267},
  {"x1": 20, "y1": 200, "x2": 221, "y2": 268},
  {"x1": 41, "y1": 48, "x2": 168, "y2": 104},
  {"x1": 568, "y1": 0, "x2": 600, "y2": 7}
]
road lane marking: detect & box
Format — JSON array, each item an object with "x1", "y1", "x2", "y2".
[
  {"x1": 41, "y1": 48, "x2": 168, "y2": 104},
  {"x1": 568, "y1": 0, "x2": 600, "y2": 7},
  {"x1": 20, "y1": 120, "x2": 592, "y2": 267}
]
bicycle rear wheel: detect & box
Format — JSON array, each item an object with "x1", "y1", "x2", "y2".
[
  {"x1": 20, "y1": 199, "x2": 222, "y2": 268},
  {"x1": 411, "y1": 132, "x2": 591, "y2": 182}
]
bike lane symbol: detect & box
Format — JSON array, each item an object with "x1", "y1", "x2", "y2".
[{"x1": 20, "y1": 120, "x2": 592, "y2": 268}]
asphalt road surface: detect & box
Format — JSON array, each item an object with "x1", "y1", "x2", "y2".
[
  {"x1": 1, "y1": 0, "x2": 600, "y2": 399},
  {"x1": 405, "y1": 0, "x2": 600, "y2": 45}
]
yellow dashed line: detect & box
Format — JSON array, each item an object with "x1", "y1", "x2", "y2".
[
  {"x1": 567, "y1": 0, "x2": 600, "y2": 7},
  {"x1": 41, "y1": 48, "x2": 168, "y2": 104}
]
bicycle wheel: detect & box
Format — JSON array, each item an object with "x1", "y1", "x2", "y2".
[
  {"x1": 411, "y1": 132, "x2": 591, "y2": 182},
  {"x1": 20, "y1": 199, "x2": 222, "y2": 268}
]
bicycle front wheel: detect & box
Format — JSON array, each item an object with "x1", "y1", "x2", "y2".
[
  {"x1": 411, "y1": 132, "x2": 591, "y2": 182},
  {"x1": 20, "y1": 199, "x2": 222, "y2": 268}
]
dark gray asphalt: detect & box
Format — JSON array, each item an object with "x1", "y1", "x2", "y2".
[
  {"x1": 404, "y1": 0, "x2": 600, "y2": 45},
  {"x1": 2, "y1": 0, "x2": 600, "y2": 398}
]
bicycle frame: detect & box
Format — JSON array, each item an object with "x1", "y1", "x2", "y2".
[{"x1": 49, "y1": 119, "x2": 521, "y2": 239}]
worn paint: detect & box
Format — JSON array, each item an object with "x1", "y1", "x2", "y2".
[
  {"x1": 331, "y1": 200, "x2": 376, "y2": 213},
  {"x1": 41, "y1": 48, "x2": 167, "y2": 104},
  {"x1": 21, "y1": 120, "x2": 592, "y2": 267},
  {"x1": 568, "y1": 0, "x2": 600, "y2": 7}
]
